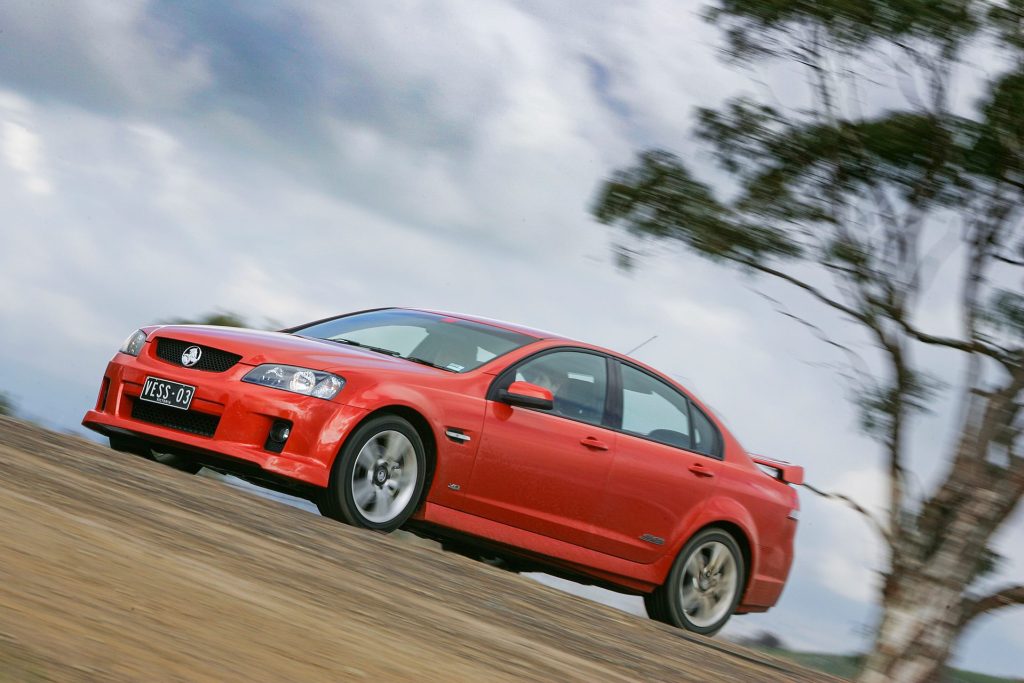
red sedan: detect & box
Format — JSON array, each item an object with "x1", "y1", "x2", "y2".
[{"x1": 82, "y1": 307, "x2": 801, "y2": 635}]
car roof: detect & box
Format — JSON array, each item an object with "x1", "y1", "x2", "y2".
[
  {"x1": 412, "y1": 308, "x2": 572, "y2": 342},
  {"x1": 409, "y1": 309, "x2": 666, "y2": 372},
  {"x1": 323, "y1": 308, "x2": 661, "y2": 372}
]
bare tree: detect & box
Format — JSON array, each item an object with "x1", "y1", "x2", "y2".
[{"x1": 592, "y1": 1, "x2": 1024, "y2": 680}]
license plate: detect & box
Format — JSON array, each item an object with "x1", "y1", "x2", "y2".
[{"x1": 139, "y1": 377, "x2": 196, "y2": 411}]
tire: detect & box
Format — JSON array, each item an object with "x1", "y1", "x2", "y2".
[
  {"x1": 108, "y1": 434, "x2": 202, "y2": 474},
  {"x1": 313, "y1": 494, "x2": 332, "y2": 518},
  {"x1": 646, "y1": 528, "x2": 745, "y2": 636},
  {"x1": 643, "y1": 591, "x2": 667, "y2": 623},
  {"x1": 319, "y1": 415, "x2": 428, "y2": 532}
]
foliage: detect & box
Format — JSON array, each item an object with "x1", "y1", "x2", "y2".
[
  {"x1": 0, "y1": 391, "x2": 14, "y2": 417},
  {"x1": 759, "y1": 649, "x2": 1016, "y2": 683},
  {"x1": 159, "y1": 310, "x2": 282, "y2": 331},
  {"x1": 733, "y1": 629, "x2": 788, "y2": 649},
  {"x1": 161, "y1": 310, "x2": 253, "y2": 328}
]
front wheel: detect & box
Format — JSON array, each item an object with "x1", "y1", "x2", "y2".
[
  {"x1": 646, "y1": 528, "x2": 745, "y2": 636},
  {"x1": 319, "y1": 415, "x2": 427, "y2": 532}
]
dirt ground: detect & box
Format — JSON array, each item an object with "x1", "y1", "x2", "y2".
[{"x1": 0, "y1": 417, "x2": 835, "y2": 682}]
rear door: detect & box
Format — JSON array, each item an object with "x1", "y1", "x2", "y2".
[
  {"x1": 463, "y1": 349, "x2": 616, "y2": 551},
  {"x1": 592, "y1": 361, "x2": 723, "y2": 563}
]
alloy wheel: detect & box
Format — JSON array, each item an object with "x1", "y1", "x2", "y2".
[
  {"x1": 349, "y1": 429, "x2": 419, "y2": 524},
  {"x1": 678, "y1": 539, "x2": 738, "y2": 628}
]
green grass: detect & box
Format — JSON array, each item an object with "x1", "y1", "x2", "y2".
[{"x1": 757, "y1": 648, "x2": 1017, "y2": 682}]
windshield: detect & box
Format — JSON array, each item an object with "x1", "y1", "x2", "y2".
[{"x1": 292, "y1": 309, "x2": 537, "y2": 373}]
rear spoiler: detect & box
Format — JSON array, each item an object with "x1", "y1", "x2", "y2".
[{"x1": 750, "y1": 454, "x2": 804, "y2": 486}]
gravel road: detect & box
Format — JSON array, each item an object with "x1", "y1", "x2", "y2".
[{"x1": 0, "y1": 417, "x2": 835, "y2": 682}]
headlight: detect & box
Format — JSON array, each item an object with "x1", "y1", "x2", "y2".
[
  {"x1": 242, "y1": 364, "x2": 345, "y2": 400},
  {"x1": 118, "y1": 329, "x2": 148, "y2": 356}
]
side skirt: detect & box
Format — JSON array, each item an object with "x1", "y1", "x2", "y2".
[{"x1": 417, "y1": 502, "x2": 663, "y2": 594}]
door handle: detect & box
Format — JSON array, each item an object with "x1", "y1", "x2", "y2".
[
  {"x1": 688, "y1": 463, "x2": 715, "y2": 478},
  {"x1": 580, "y1": 436, "x2": 609, "y2": 451}
]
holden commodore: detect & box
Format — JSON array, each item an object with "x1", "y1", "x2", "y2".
[{"x1": 82, "y1": 307, "x2": 802, "y2": 635}]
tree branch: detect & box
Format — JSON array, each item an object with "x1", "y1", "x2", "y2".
[
  {"x1": 961, "y1": 585, "x2": 1024, "y2": 625},
  {"x1": 802, "y1": 481, "x2": 894, "y2": 548},
  {"x1": 750, "y1": 288, "x2": 872, "y2": 378},
  {"x1": 994, "y1": 252, "x2": 1024, "y2": 267},
  {"x1": 891, "y1": 316, "x2": 1011, "y2": 365},
  {"x1": 737, "y1": 258, "x2": 873, "y2": 327},
  {"x1": 738, "y1": 256, "x2": 919, "y2": 550},
  {"x1": 877, "y1": 333, "x2": 910, "y2": 550}
]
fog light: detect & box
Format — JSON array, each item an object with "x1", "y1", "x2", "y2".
[{"x1": 265, "y1": 419, "x2": 293, "y2": 453}]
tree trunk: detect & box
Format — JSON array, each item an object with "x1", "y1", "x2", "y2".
[
  {"x1": 855, "y1": 364, "x2": 1024, "y2": 682},
  {"x1": 857, "y1": 571, "x2": 964, "y2": 683}
]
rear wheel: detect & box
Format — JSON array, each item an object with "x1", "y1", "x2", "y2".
[
  {"x1": 319, "y1": 415, "x2": 427, "y2": 532},
  {"x1": 645, "y1": 528, "x2": 745, "y2": 636},
  {"x1": 108, "y1": 435, "x2": 202, "y2": 475}
]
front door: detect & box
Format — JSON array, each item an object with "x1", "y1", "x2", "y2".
[{"x1": 463, "y1": 350, "x2": 614, "y2": 552}]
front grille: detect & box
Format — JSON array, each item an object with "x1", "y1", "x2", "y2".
[
  {"x1": 155, "y1": 338, "x2": 242, "y2": 372},
  {"x1": 131, "y1": 399, "x2": 220, "y2": 437}
]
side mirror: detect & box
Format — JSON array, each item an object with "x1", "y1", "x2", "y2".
[{"x1": 499, "y1": 381, "x2": 554, "y2": 410}]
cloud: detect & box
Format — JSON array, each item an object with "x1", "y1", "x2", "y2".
[
  {"x1": 2, "y1": 120, "x2": 52, "y2": 195},
  {"x1": 0, "y1": 1, "x2": 1021, "y2": 675},
  {"x1": 0, "y1": 0, "x2": 211, "y2": 113},
  {"x1": 806, "y1": 468, "x2": 887, "y2": 604}
]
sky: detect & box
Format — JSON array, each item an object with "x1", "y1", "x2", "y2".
[{"x1": 0, "y1": 0, "x2": 1021, "y2": 676}]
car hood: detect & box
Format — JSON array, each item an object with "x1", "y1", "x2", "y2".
[{"x1": 149, "y1": 325, "x2": 436, "y2": 375}]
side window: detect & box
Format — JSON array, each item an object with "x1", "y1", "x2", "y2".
[
  {"x1": 510, "y1": 351, "x2": 608, "y2": 425},
  {"x1": 690, "y1": 404, "x2": 720, "y2": 457},
  {"x1": 620, "y1": 364, "x2": 692, "y2": 450}
]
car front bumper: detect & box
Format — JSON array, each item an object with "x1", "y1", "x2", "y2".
[{"x1": 82, "y1": 349, "x2": 367, "y2": 488}]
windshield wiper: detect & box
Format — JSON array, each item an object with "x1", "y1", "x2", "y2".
[
  {"x1": 405, "y1": 356, "x2": 459, "y2": 372},
  {"x1": 324, "y1": 337, "x2": 402, "y2": 357},
  {"x1": 319, "y1": 337, "x2": 458, "y2": 371}
]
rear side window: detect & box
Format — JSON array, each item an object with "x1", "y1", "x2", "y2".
[
  {"x1": 690, "y1": 404, "x2": 720, "y2": 457},
  {"x1": 620, "y1": 364, "x2": 691, "y2": 449}
]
